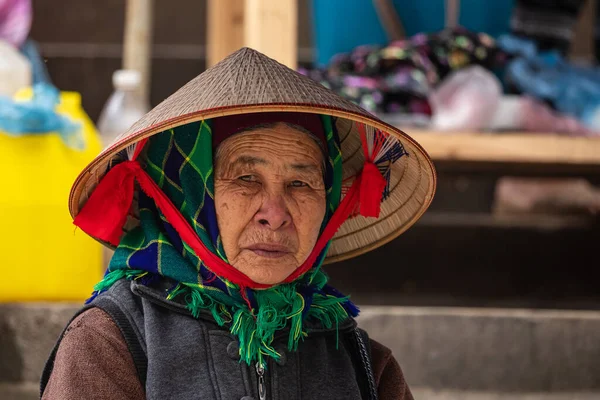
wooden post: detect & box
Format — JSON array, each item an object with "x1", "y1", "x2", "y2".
[
  {"x1": 372, "y1": 0, "x2": 405, "y2": 41},
  {"x1": 122, "y1": 0, "x2": 153, "y2": 102},
  {"x1": 570, "y1": 0, "x2": 596, "y2": 63},
  {"x1": 445, "y1": 0, "x2": 460, "y2": 29},
  {"x1": 207, "y1": 0, "x2": 245, "y2": 68},
  {"x1": 244, "y1": 0, "x2": 297, "y2": 69}
]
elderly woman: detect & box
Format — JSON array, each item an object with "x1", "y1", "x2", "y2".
[{"x1": 41, "y1": 48, "x2": 435, "y2": 400}]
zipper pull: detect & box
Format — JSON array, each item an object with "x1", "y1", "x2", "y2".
[{"x1": 255, "y1": 362, "x2": 266, "y2": 400}]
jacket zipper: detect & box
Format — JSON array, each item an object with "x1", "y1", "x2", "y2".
[{"x1": 255, "y1": 362, "x2": 267, "y2": 400}]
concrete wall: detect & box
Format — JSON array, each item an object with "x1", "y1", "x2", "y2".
[{"x1": 358, "y1": 307, "x2": 600, "y2": 392}]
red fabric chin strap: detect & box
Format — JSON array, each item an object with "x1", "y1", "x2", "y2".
[
  {"x1": 75, "y1": 146, "x2": 387, "y2": 290},
  {"x1": 282, "y1": 161, "x2": 385, "y2": 283}
]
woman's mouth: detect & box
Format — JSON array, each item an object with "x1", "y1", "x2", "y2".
[{"x1": 245, "y1": 243, "x2": 291, "y2": 258}]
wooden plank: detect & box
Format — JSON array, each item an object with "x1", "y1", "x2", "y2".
[
  {"x1": 244, "y1": 0, "x2": 297, "y2": 68},
  {"x1": 123, "y1": 0, "x2": 153, "y2": 102},
  {"x1": 207, "y1": 0, "x2": 245, "y2": 68},
  {"x1": 407, "y1": 132, "x2": 600, "y2": 166},
  {"x1": 418, "y1": 211, "x2": 593, "y2": 231}
]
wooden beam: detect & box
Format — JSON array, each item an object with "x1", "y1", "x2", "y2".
[
  {"x1": 408, "y1": 132, "x2": 600, "y2": 166},
  {"x1": 570, "y1": 0, "x2": 596, "y2": 63},
  {"x1": 244, "y1": 0, "x2": 297, "y2": 68},
  {"x1": 123, "y1": 0, "x2": 153, "y2": 102},
  {"x1": 207, "y1": 0, "x2": 245, "y2": 68},
  {"x1": 372, "y1": 0, "x2": 405, "y2": 41},
  {"x1": 445, "y1": 0, "x2": 460, "y2": 29}
]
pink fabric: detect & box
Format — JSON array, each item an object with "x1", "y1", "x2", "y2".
[
  {"x1": 521, "y1": 97, "x2": 597, "y2": 136},
  {"x1": 0, "y1": 0, "x2": 31, "y2": 47}
]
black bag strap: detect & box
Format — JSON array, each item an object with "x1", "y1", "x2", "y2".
[
  {"x1": 347, "y1": 327, "x2": 379, "y2": 400},
  {"x1": 40, "y1": 297, "x2": 148, "y2": 397}
]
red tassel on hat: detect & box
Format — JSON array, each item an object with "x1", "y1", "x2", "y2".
[
  {"x1": 359, "y1": 161, "x2": 387, "y2": 218},
  {"x1": 74, "y1": 161, "x2": 138, "y2": 246},
  {"x1": 356, "y1": 123, "x2": 390, "y2": 218},
  {"x1": 75, "y1": 138, "x2": 149, "y2": 246}
]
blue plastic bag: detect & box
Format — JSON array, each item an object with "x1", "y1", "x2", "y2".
[
  {"x1": 0, "y1": 83, "x2": 84, "y2": 149},
  {"x1": 500, "y1": 35, "x2": 600, "y2": 129}
]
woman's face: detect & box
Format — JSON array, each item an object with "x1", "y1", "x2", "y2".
[{"x1": 214, "y1": 123, "x2": 326, "y2": 285}]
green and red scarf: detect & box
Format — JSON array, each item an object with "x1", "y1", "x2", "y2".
[{"x1": 86, "y1": 115, "x2": 359, "y2": 368}]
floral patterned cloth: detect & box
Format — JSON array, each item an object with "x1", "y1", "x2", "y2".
[{"x1": 301, "y1": 28, "x2": 507, "y2": 120}]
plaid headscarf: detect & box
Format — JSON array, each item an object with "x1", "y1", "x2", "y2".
[{"x1": 92, "y1": 115, "x2": 358, "y2": 367}]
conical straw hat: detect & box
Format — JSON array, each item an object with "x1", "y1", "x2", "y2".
[{"x1": 70, "y1": 47, "x2": 436, "y2": 263}]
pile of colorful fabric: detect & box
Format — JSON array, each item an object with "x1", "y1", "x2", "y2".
[
  {"x1": 304, "y1": 23, "x2": 600, "y2": 135},
  {"x1": 300, "y1": 27, "x2": 506, "y2": 124}
]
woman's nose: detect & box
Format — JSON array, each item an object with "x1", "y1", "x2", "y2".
[{"x1": 254, "y1": 193, "x2": 291, "y2": 230}]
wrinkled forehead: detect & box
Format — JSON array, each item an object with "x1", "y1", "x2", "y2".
[
  {"x1": 216, "y1": 121, "x2": 325, "y2": 154},
  {"x1": 211, "y1": 112, "x2": 327, "y2": 150},
  {"x1": 214, "y1": 123, "x2": 326, "y2": 171}
]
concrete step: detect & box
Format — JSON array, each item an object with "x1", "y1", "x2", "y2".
[
  {"x1": 411, "y1": 387, "x2": 600, "y2": 400},
  {"x1": 1, "y1": 382, "x2": 598, "y2": 400},
  {"x1": 0, "y1": 303, "x2": 78, "y2": 384},
  {"x1": 1, "y1": 303, "x2": 599, "y2": 396},
  {"x1": 0, "y1": 383, "x2": 38, "y2": 400},
  {"x1": 358, "y1": 307, "x2": 600, "y2": 393}
]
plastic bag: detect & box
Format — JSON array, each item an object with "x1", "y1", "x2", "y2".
[
  {"x1": 487, "y1": 95, "x2": 595, "y2": 136},
  {"x1": 0, "y1": 39, "x2": 30, "y2": 96},
  {"x1": 430, "y1": 65, "x2": 502, "y2": 131},
  {"x1": 0, "y1": 83, "x2": 84, "y2": 149},
  {"x1": 0, "y1": 0, "x2": 31, "y2": 47},
  {"x1": 499, "y1": 34, "x2": 600, "y2": 130}
]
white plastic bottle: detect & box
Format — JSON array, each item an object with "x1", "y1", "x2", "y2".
[
  {"x1": 97, "y1": 69, "x2": 150, "y2": 268},
  {"x1": 97, "y1": 69, "x2": 150, "y2": 147},
  {"x1": 0, "y1": 40, "x2": 31, "y2": 97}
]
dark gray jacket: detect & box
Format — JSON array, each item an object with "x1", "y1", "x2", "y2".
[{"x1": 42, "y1": 279, "x2": 377, "y2": 400}]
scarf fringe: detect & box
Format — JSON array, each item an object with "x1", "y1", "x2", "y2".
[
  {"x1": 178, "y1": 280, "x2": 355, "y2": 368},
  {"x1": 93, "y1": 269, "x2": 147, "y2": 292},
  {"x1": 91, "y1": 269, "x2": 357, "y2": 368}
]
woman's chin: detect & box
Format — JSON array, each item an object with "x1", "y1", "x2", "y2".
[{"x1": 232, "y1": 254, "x2": 299, "y2": 286}]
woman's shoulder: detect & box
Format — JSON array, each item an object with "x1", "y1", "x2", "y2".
[
  {"x1": 369, "y1": 338, "x2": 414, "y2": 400},
  {"x1": 42, "y1": 307, "x2": 145, "y2": 399},
  {"x1": 64, "y1": 307, "x2": 119, "y2": 337}
]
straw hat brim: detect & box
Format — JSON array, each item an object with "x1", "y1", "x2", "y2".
[{"x1": 70, "y1": 48, "x2": 436, "y2": 263}]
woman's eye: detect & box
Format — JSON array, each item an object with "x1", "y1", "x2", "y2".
[
  {"x1": 239, "y1": 175, "x2": 256, "y2": 183},
  {"x1": 290, "y1": 180, "x2": 308, "y2": 188}
]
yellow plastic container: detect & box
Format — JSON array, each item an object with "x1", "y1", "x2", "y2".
[{"x1": 0, "y1": 89, "x2": 103, "y2": 301}]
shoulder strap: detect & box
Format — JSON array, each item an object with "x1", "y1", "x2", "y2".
[
  {"x1": 40, "y1": 297, "x2": 148, "y2": 397},
  {"x1": 347, "y1": 327, "x2": 379, "y2": 400},
  {"x1": 93, "y1": 296, "x2": 148, "y2": 388}
]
